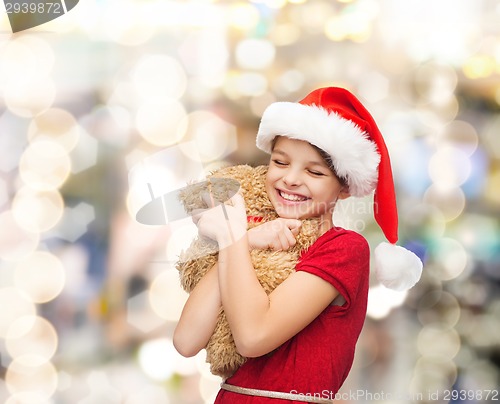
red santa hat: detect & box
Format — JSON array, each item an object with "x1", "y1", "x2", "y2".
[{"x1": 256, "y1": 86, "x2": 422, "y2": 291}]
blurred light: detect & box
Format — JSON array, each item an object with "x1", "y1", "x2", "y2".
[
  {"x1": 127, "y1": 143, "x2": 205, "y2": 220},
  {"x1": 124, "y1": 386, "x2": 170, "y2": 404},
  {"x1": 431, "y1": 237, "x2": 468, "y2": 281},
  {"x1": 79, "y1": 105, "x2": 132, "y2": 148},
  {"x1": 235, "y1": 39, "x2": 276, "y2": 70},
  {"x1": 485, "y1": 167, "x2": 500, "y2": 205},
  {"x1": 418, "y1": 325, "x2": 461, "y2": 359},
  {"x1": 324, "y1": 2, "x2": 377, "y2": 42},
  {"x1": 14, "y1": 251, "x2": 65, "y2": 303},
  {"x1": 27, "y1": 108, "x2": 80, "y2": 153},
  {"x1": 132, "y1": 55, "x2": 187, "y2": 100},
  {"x1": 224, "y1": 72, "x2": 268, "y2": 98},
  {"x1": 275, "y1": 69, "x2": 305, "y2": 94},
  {"x1": 452, "y1": 214, "x2": 500, "y2": 261},
  {"x1": 135, "y1": 97, "x2": 187, "y2": 147},
  {"x1": 438, "y1": 120, "x2": 478, "y2": 156},
  {"x1": 149, "y1": 269, "x2": 189, "y2": 322},
  {"x1": 423, "y1": 185, "x2": 465, "y2": 222},
  {"x1": 5, "y1": 77, "x2": 56, "y2": 118},
  {"x1": 483, "y1": 115, "x2": 500, "y2": 159},
  {"x1": 414, "y1": 62, "x2": 458, "y2": 104},
  {"x1": 137, "y1": 338, "x2": 178, "y2": 381},
  {"x1": 69, "y1": 129, "x2": 99, "y2": 174},
  {"x1": 392, "y1": 137, "x2": 431, "y2": 197},
  {"x1": 12, "y1": 187, "x2": 64, "y2": 233},
  {"x1": 288, "y1": 1, "x2": 334, "y2": 34},
  {"x1": 461, "y1": 311, "x2": 500, "y2": 350},
  {"x1": 54, "y1": 202, "x2": 95, "y2": 243},
  {"x1": 0, "y1": 177, "x2": 8, "y2": 208},
  {"x1": 0, "y1": 211, "x2": 39, "y2": 261},
  {"x1": 15, "y1": 35, "x2": 54, "y2": 78},
  {"x1": 127, "y1": 291, "x2": 165, "y2": 333},
  {"x1": 416, "y1": 96, "x2": 459, "y2": 125},
  {"x1": 417, "y1": 291, "x2": 460, "y2": 328},
  {"x1": 358, "y1": 72, "x2": 389, "y2": 103},
  {"x1": 462, "y1": 55, "x2": 495, "y2": 79},
  {"x1": 269, "y1": 24, "x2": 301, "y2": 46},
  {"x1": 250, "y1": 92, "x2": 277, "y2": 117},
  {"x1": 227, "y1": 3, "x2": 260, "y2": 31},
  {"x1": 166, "y1": 221, "x2": 200, "y2": 262},
  {"x1": 0, "y1": 36, "x2": 55, "y2": 118},
  {"x1": 96, "y1": 0, "x2": 153, "y2": 46},
  {"x1": 325, "y1": 14, "x2": 371, "y2": 42},
  {"x1": 6, "y1": 316, "x2": 58, "y2": 365},
  {"x1": 378, "y1": 1, "x2": 480, "y2": 64},
  {"x1": 5, "y1": 358, "x2": 58, "y2": 400},
  {"x1": 366, "y1": 285, "x2": 407, "y2": 320},
  {"x1": 0, "y1": 111, "x2": 29, "y2": 173},
  {"x1": 127, "y1": 165, "x2": 176, "y2": 221},
  {"x1": 199, "y1": 368, "x2": 222, "y2": 403},
  {"x1": 184, "y1": 111, "x2": 238, "y2": 162},
  {"x1": 0, "y1": 287, "x2": 36, "y2": 338},
  {"x1": 463, "y1": 360, "x2": 500, "y2": 390},
  {"x1": 461, "y1": 147, "x2": 489, "y2": 198},
  {"x1": 428, "y1": 145, "x2": 471, "y2": 189},
  {"x1": 178, "y1": 30, "x2": 228, "y2": 88},
  {"x1": 0, "y1": 37, "x2": 37, "y2": 91},
  {"x1": 19, "y1": 140, "x2": 71, "y2": 191},
  {"x1": 5, "y1": 392, "x2": 55, "y2": 404},
  {"x1": 404, "y1": 203, "x2": 446, "y2": 241},
  {"x1": 410, "y1": 356, "x2": 457, "y2": 395},
  {"x1": 143, "y1": 1, "x2": 225, "y2": 28},
  {"x1": 258, "y1": 0, "x2": 286, "y2": 8},
  {"x1": 81, "y1": 371, "x2": 122, "y2": 403}
]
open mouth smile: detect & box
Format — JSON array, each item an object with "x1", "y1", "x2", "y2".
[{"x1": 277, "y1": 189, "x2": 310, "y2": 203}]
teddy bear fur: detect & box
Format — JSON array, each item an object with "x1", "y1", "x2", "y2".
[{"x1": 176, "y1": 165, "x2": 323, "y2": 379}]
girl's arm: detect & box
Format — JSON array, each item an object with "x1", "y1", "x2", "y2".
[
  {"x1": 173, "y1": 217, "x2": 302, "y2": 357},
  {"x1": 218, "y1": 236, "x2": 339, "y2": 358},
  {"x1": 195, "y1": 195, "x2": 340, "y2": 358},
  {"x1": 173, "y1": 263, "x2": 221, "y2": 357}
]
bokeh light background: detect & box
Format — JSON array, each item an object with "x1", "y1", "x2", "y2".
[{"x1": 1, "y1": 0, "x2": 500, "y2": 403}]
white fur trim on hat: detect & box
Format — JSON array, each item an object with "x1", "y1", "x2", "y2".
[
  {"x1": 374, "y1": 242, "x2": 423, "y2": 291},
  {"x1": 256, "y1": 102, "x2": 380, "y2": 197}
]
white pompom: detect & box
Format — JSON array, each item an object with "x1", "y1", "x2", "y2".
[{"x1": 374, "y1": 242, "x2": 423, "y2": 291}]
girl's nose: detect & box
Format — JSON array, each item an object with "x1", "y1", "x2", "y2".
[{"x1": 282, "y1": 169, "x2": 301, "y2": 187}]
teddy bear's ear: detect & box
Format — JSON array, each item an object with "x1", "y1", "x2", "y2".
[{"x1": 136, "y1": 177, "x2": 240, "y2": 225}]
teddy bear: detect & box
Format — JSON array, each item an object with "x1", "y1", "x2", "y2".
[{"x1": 175, "y1": 164, "x2": 323, "y2": 379}]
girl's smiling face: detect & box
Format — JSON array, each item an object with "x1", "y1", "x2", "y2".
[{"x1": 265, "y1": 136, "x2": 349, "y2": 229}]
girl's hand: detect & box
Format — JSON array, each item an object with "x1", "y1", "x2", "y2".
[
  {"x1": 192, "y1": 193, "x2": 247, "y2": 248},
  {"x1": 248, "y1": 218, "x2": 301, "y2": 251}
]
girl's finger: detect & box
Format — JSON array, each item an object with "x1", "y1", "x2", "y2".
[{"x1": 285, "y1": 227, "x2": 297, "y2": 247}]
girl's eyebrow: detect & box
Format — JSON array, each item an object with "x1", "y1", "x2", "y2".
[{"x1": 271, "y1": 148, "x2": 287, "y2": 157}]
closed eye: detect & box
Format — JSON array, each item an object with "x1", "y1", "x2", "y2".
[
  {"x1": 308, "y1": 170, "x2": 326, "y2": 176},
  {"x1": 272, "y1": 159, "x2": 287, "y2": 166}
]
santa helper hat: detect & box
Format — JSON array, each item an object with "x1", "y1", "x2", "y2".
[{"x1": 256, "y1": 87, "x2": 422, "y2": 291}]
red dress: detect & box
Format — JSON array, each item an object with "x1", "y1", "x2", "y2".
[{"x1": 214, "y1": 227, "x2": 370, "y2": 403}]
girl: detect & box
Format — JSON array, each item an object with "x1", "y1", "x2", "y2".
[{"x1": 174, "y1": 87, "x2": 422, "y2": 403}]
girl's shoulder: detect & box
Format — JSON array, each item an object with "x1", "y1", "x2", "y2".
[
  {"x1": 317, "y1": 227, "x2": 369, "y2": 249},
  {"x1": 299, "y1": 226, "x2": 369, "y2": 261}
]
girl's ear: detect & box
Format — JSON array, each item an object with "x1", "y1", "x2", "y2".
[{"x1": 338, "y1": 187, "x2": 350, "y2": 200}]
